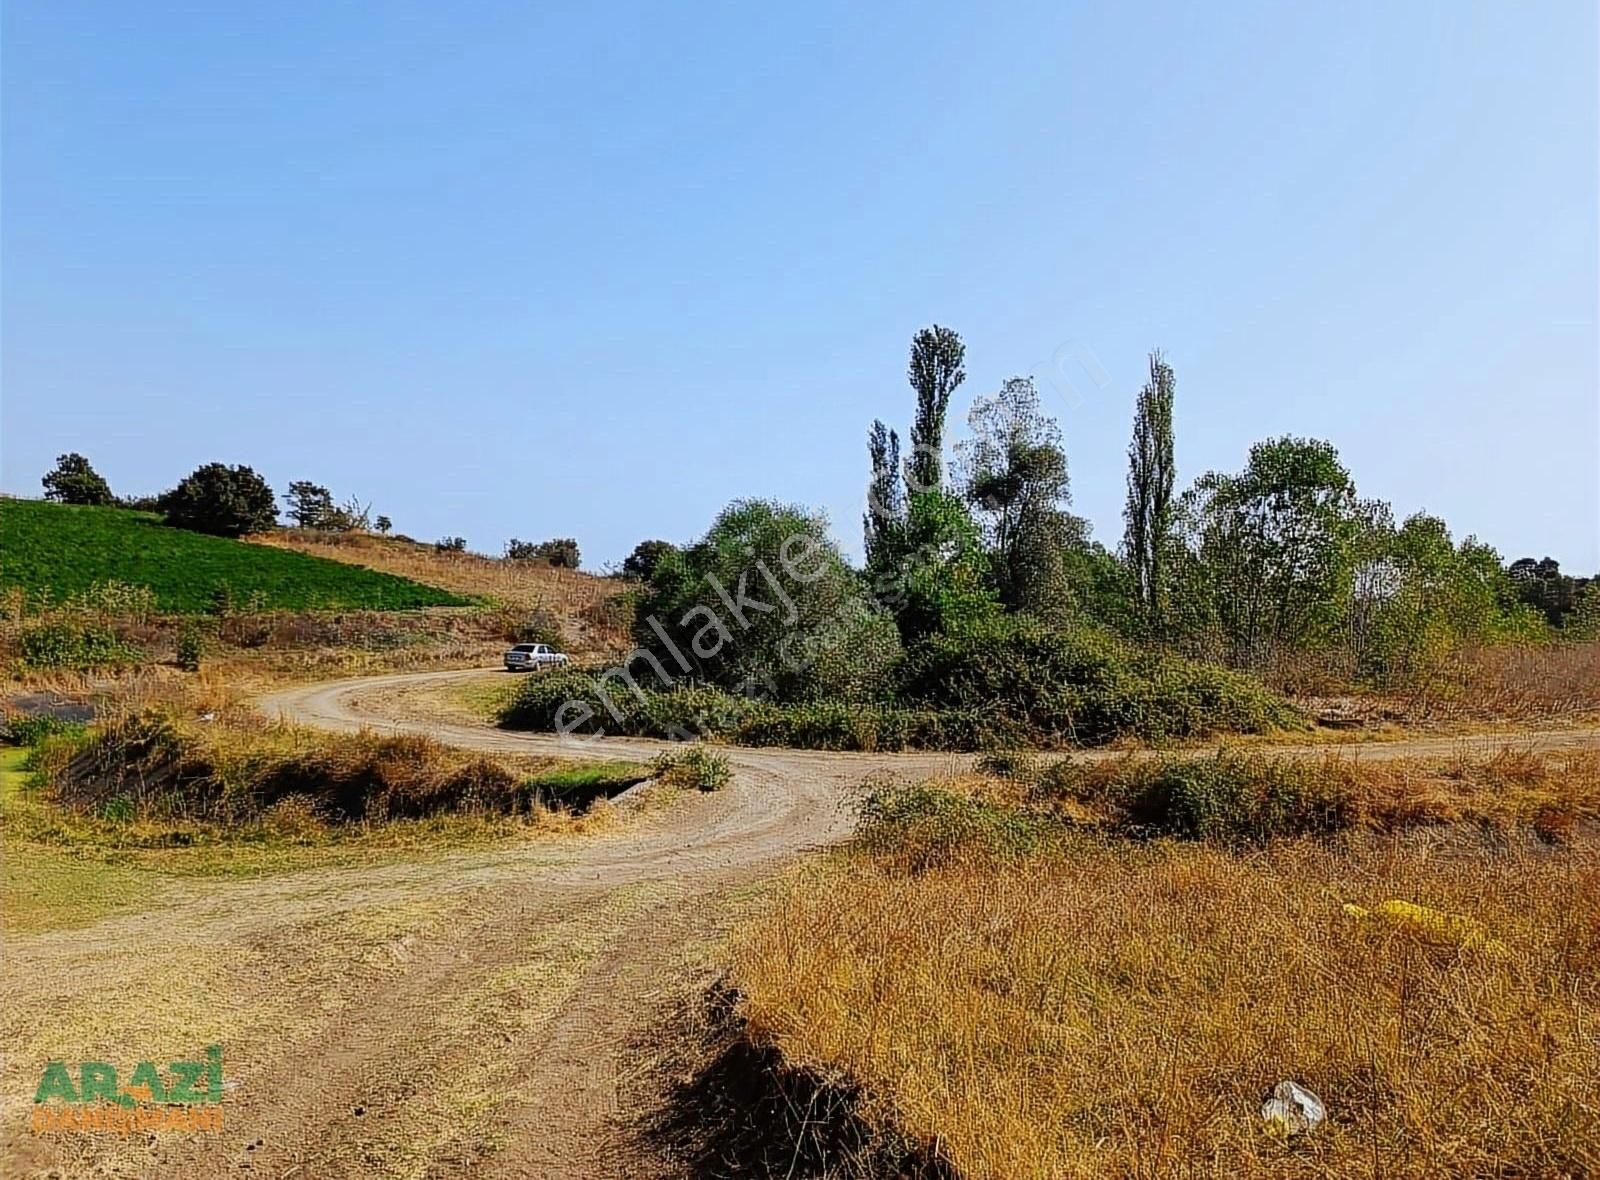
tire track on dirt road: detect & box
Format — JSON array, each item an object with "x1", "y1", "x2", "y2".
[{"x1": 6, "y1": 669, "x2": 1598, "y2": 1179}]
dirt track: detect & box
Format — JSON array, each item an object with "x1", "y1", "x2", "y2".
[{"x1": 6, "y1": 669, "x2": 1600, "y2": 1179}]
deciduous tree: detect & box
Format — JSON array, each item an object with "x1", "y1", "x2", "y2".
[{"x1": 42, "y1": 453, "x2": 113, "y2": 506}]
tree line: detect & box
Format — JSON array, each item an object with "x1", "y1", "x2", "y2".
[
  {"x1": 38, "y1": 455, "x2": 580, "y2": 569},
  {"x1": 614, "y1": 325, "x2": 1596, "y2": 706}
]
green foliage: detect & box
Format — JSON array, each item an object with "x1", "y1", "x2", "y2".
[
  {"x1": 160, "y1": 463, "x2": 279, "y2": 537},
  {"x1": 856, "y1": 782, "x2": 1052, "y2": 871},
  {"x1": 1567, "y1": 583, "x2": 1600, "y2": 640},
  {"x1": 1355, "y1": 514, "x2": 1543, "y2": 680},
  {"x1": 499, "y1": 636, "x2": 1295, "y2": 752},
  {"x1": 863, "y1": 420, "x2": 905, "y2": 579},
  {"x1": 374, "y1": 515, "x2": 393, "y2": 535},
  {"x1": 498, "y1": 668, "x2": 972, "y2": 750},
  {"x1": 1038, "y1": 753, "x2": 1358, "y2": 843},
  {"x1": 653, "y1": 745, "x2": 732, "y2": 791},
  {"x1": 0, "y1": 499, "x2": 465, "y2": 613},
  {"x1": 506, "y1": 537, "x2": 581, "y2": 568},
  {"x1": 492, "y1": 603, "x2": 567, "y2": 647},
  {"x1": 1060, "y1": 540, "x2": 1141, "y2": 636},
  {"x1": 175, "y1": 621, "x2": 206, "y2": 672},
  {"x1": 885, "y1": 490, "x2": 1000, "y2": 644},
  {"x1": 897, "y1": 615, "x2": 1301, "y2": 745},
  {"x1": 436, "y1": 536, "x2": 467, "y2": 553},
  {"x1": 42, "y1": 453, "x2": 114, "y2": 506},
  {"x1": 1123, "y1": 351, "x2": 1177, "y2": 634},
  {"x1": 635, "y1": 499, "x2": 901, "y2": 702},
  {"x1": 621, "y1": 539, "x2": 677, "y2": 582},
  {"x1": 1171, "y1": 437, "x2": 1374, "y2": 668},
  {"x1": 958, "y1": 376, "x2": 1076, "y2": 619},
  {"x1": 18, "y1": 621, "x2": 143, "y2": 670},
  {"x1": 907, "y1": 325, "x2": 966, "y2": 492},
  {"x1": 1509, "y1": 557, "x2": 1595, "y2": 629},
  {"x1": 1, "y1": 714, "x2": 88, "y2": 748},
  {"x1": 285, "y1": 480, "x2": 335, "y2": 528}
]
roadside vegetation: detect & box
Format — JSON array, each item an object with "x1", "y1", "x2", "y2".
[
  {"x1": 0, "y1": 703, "x2": 653, "y2": 934},
  {"x1": 498, "y1": 327, "x2": 1598, "y2": 753},
  {"x1": 726, "y1": 754, "x2": 1600, "y2": 1178}
]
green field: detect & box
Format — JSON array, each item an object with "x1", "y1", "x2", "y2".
[{"x1": 0, "y1": 498, "x2": 467, "y2": 613}]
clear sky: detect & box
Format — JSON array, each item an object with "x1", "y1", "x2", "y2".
[{"x1": 4, "y1": 2, "x2": 1596, "y2": 570}]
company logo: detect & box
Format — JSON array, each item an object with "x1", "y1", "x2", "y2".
[{"x1": 30, "y1": 1045, "x2": 224, "y2": 1135}]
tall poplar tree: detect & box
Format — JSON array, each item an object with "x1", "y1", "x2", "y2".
[
  {"x1": 906, "y1": 325, "x2": 966, "y2": 493},
  {"x1": 1123, "y1": 351, "x2": 1177, "y2": 634}
]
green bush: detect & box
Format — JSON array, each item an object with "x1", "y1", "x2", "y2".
[
  {"x1": 42, "y1": 453, "x2": 114, "y2": 506},
  {"x1": 1, "y1": 714, "x2": 88, "y2": 748},
  {"x1": 160, "y1": 463, "x2": 278, "y2": 537},
  {"x1": 653, "y1": 745, "x2": 732, "y2": 791},
  {"x1": 175, "y1": 622, "x2": 206, "y2": 672},
  {"x1": 1037, "y1": 753, "x2": 1358, "y2": 842},
  {"x1": 896, "y1": 615, "x2": 1300, "y2": 744},
  {"x1": 18, "y1": 622, "x2": 142, "y2": 670}
]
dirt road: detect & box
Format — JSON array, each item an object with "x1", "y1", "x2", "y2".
[{"x1": 5, "y1": 669, "x2": 1599, "y2": 1179}]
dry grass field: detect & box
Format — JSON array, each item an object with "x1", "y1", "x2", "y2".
[
  {"x1": 729, "y1": 753, "x2": 1600, "y2": 1179},
  {"x1": 255, "y1": 529, "x2": 633, "y2": 656}
]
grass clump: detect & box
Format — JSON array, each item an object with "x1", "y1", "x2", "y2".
[
  {"x1": 856, "y1": 781, "x2": 1053, "y2": 872},
  {"x1": 653, "y1": 745, "x2": 732, "y2": 792},
  {"x1": 42, "y1": 711, "x2": 649, "y2": 825},
  {"x1": 0, "y1": 498, "x2": 466, "y2": 613},
  {"x1": 2, "y1": 713, "x2": 88, "y2": 748}
]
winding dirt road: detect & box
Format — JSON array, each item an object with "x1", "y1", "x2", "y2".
[{"x1": 5, "y1": 669, "x2": 1599, "y2": 1180}]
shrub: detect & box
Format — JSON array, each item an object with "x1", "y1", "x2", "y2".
[
  {"x1": 492, "y1": 603, "x2": 568, "y2": 648},
  {"x1": 1037, "y1": 753, "x2": 1359, "y2": 842},
  {"x1": 654, "y1": 745, "x2": 732, "y2": 791},
  {"x1": 42, "y1": 453, "x2": 114, "y2": 506},
  {"x1": 974, "y1": 748, "x2": 1041, "y2": 783},
  {"x1": 51, "y1": 714, "x2": 536, "y2": 823},
  {"x1": 635, "y1": 499, "x2": 902, "y2": 703},
  {"x1": 501, "y1": 670, "x2": 1100, "y2": 752},
  {"x1": 504, "y1": 537, "x2": 581, "y2": 568},
  {"x1": 621, "y1": 539, "x2": 676, "y2": 582},
  {"x1": 897, "y1": 615, "x2": 1299, "y2": 744},
  {"x1": 175, "y1": 622, "x2": 206, "y2": 672},
  {"x1": 1, "y1": 714, "x2": 87, "y2": 748},
  {"x1": 436, "y1": 536, "x2": 467, "y2": 553},
  {"x1": 17, "y1": 621, "x2": 142, "y2": 670},
  {"x1": 160, "y1": 463, "x2": 278, "y2": 537}
]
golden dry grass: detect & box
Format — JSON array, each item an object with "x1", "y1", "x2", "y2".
[
  {"x1": 731, "y1": 763, "x2": 1600, "y2": 1178},
  {"x1": 253, "y1": 529, "x2": 632, "y2": 655}
]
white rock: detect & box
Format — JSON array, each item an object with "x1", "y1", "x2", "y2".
[{"x1": 1261, "y1": 1080, "x2": 1325, "y2": 1136}]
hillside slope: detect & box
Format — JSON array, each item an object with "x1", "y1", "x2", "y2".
[
  {"x1": 255, "y1": 530, "x2": 632, "y2": 654},
  {"x1": 0, "y1": 498, "x2": 466, "y2": 613}
]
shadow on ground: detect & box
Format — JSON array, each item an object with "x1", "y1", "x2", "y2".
[{"x1": 641, "y1": 984, "x2": 955, "y2": 1180}]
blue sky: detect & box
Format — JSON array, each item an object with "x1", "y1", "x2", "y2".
[{"x1": 4, "y1": 1, "x2": 1596, "y2": 570}]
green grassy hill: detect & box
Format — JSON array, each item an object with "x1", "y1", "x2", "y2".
[{"x1": 0, "y1": 498, "x2": 468, "y2": 613}]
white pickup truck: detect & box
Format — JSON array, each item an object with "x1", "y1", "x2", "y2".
[{"x1": 503, "y1": 643, "x2": 570, "y2": 672}]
